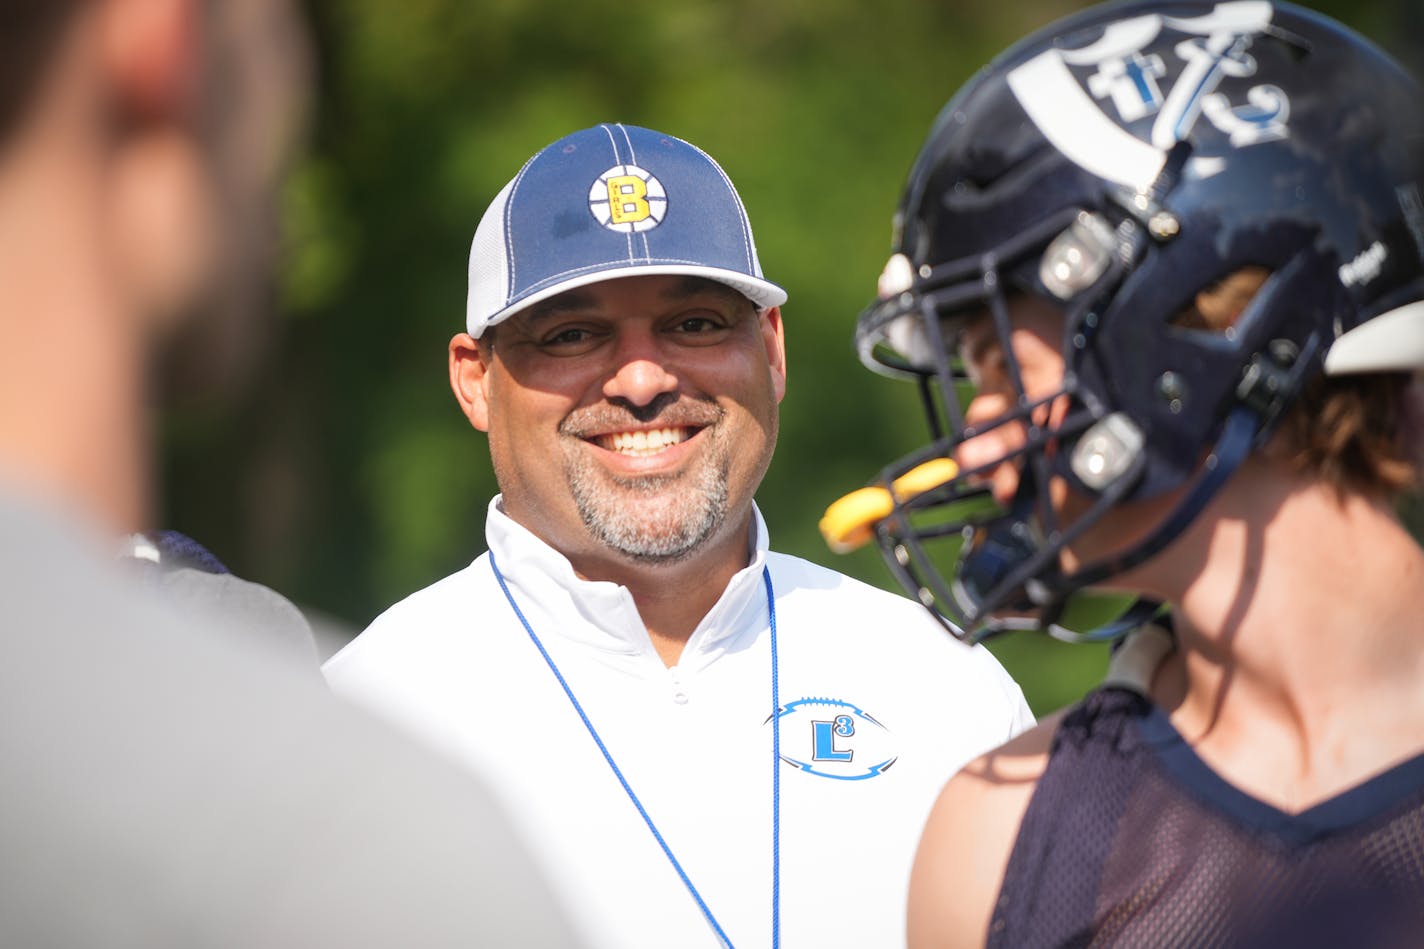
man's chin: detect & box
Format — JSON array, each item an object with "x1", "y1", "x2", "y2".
[
  {"x1": 578, "y1": 494, "x2": 725, "y2": 565},
  {"x1": 568, "y1": 453, "x2": 731, "y2": 563}
]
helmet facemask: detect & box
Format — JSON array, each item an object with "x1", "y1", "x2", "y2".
[
  {"x1": 851, "y1": 205, "x2": 1166, "y2": 644},
  {"x1": 829, "y1": 1, "x2": 1424, "y2": 645}
]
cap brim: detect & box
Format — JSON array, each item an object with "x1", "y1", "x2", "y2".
[{"x1": 468, "y1": 264, "x2": 787, "y2": 338}]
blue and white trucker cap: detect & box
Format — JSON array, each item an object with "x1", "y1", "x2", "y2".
[{"x1": 466, "y1": 123, "x2": 787, "y2": 338}]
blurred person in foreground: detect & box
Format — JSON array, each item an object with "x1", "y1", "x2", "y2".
[
  {"x1": 829, "y1": 1, "x2": 1424, "y2": 945},
  {"x1": 324, "y1": 122, "x2": 1034, "y2": 948},
  {"x1": 0, "y1": 0, "x2": 577, "y2": 945}
]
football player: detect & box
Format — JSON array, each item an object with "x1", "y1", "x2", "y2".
[{"x1": 824, "y1": 1, "x2": 1424, "y2": 944}]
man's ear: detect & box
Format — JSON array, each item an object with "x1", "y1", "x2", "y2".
[
  {"x1": 449, "y1": 332, "x2": 493, "y2": 432},
  {"x1": 100, "y1": 0, "x2": 199, "y2": 122},
  {"x1": 760, "y1": 306, "x2": 788, "y2": 404}
]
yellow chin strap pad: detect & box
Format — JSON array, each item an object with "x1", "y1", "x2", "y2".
[{"x1": 819, "y1": 458, "x2": 960, "y2": 554}]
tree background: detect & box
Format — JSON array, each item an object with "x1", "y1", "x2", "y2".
[{"x1": 159, "y1": 0, "x2": 1422, "y2": 716}]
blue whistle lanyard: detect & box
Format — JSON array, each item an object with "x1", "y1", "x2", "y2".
[{"x1": 490, "y1": 554, "x2": 781, "y2": 949}]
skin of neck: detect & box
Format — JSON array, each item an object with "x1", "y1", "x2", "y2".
[
  {"x1": 1134, "y1": 453, "x2": 1424, "y2": 807},
  {"x1": 0, "y1": 16, "x2": 159, "y2": 536}
]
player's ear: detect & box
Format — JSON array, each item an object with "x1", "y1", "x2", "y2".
[
  {"x1": 449, "y1": 332, "x2": 493, "y2": 432},
  {"x1": 760, "y1": 305, "x2": 787, "y2": 404}
]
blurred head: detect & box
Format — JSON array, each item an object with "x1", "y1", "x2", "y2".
[
  {"x1": 843, "y1": 0, "x2": 1424, "y2": 642},
  {"x1": 0, "y1": 0, "x2": 308, "y2": 531},
  {"x1": 449, "y1": 124, "x2": 788, "y2": 567},
  {"x1": 0, "y1": 0, "x2": 308, "y2": 359},
  {"x1": 160, "y1": 0, "x2": 311, "y2": 397},
  {"x1": 0, "y1": 3, "x2": 86, "y2": 146}
]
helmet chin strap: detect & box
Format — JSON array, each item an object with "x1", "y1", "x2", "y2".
[
  {"x1": 961, "y1": 405, "x2": 1260, "y2": 641},
  {"x1": 1050, "y1": 405, "x2": 1261, "y2": 601},
  {"x1": 1063, "y1": 326, "x2": 1325, "y2": 593}
]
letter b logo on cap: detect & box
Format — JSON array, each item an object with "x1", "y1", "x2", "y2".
[
  {"x1": 607, "y1": 175, "x2": 649, "y2": 224},
  {"x1": 589, "y1": 164, "x2": 667, "y2": 233}
]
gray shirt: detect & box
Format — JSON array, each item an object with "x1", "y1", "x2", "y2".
[{"x1": 0, "y1": 493, "x2": 579, "y2": 948}]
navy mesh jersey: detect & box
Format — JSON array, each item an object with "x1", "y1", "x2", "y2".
[{"x1": 988, "y1": 688, "x2": 1424, "y2": 948}]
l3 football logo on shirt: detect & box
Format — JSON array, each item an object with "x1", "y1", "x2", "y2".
[{"x1": 771, "y1": 697, "x2": 898, "y2": 781}]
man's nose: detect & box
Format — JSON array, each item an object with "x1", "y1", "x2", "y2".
[{"x1": 602, "y1": 332, "x2": 678, "y2": 407}]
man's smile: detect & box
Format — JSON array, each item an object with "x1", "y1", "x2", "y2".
[{"x1": 593, "y1": 426, "x2": 696, "y2": 456}]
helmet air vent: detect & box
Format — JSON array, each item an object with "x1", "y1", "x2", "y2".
[
  {"x1": 1040, "y1": 212, "x2": 1117, "y2": 300},
  {"x1": 1070, "y1": 412, "x2": 1145, "y2": 491}
]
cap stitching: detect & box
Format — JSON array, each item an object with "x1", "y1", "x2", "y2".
[
  {"x1": 682, "y1": 140, "x2": 755, "y2": 273},
  {"x1": 513, "y1": 258, "x2": 764, "y2": 295},
  {"x1": 615, "y1": 123, "x2": 654, "y2": 262},
  {"x1": 486, "y1": 262, "x2": 782, "y2": 329},
  {"x1": 502, "y1": 152, "x2": 541, "y2": 303},
  {"x1": 598, "y1": 124, "x2": 638, "y2": 266}
]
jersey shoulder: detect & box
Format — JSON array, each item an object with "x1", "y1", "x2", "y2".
[{"x1": 908, "y1": 711, "x2": 1063, "y2": 949}]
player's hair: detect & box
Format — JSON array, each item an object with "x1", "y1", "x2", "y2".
[
  {"x1": 0, "y1": 1, "x2": 89, "y2": 148},
  {"x1": 1270, "y1": 372, "x2": 1421, "y2": 500},
  {"x1": 1172, "y1": 266, "x2": 1421, "y2": 499}
]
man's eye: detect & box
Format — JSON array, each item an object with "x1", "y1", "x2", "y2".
[
  {"x1": 669, "y1": 313, "x2": 733, "y2": 342},
  {"x1": 676, "y1": 317, "x2": 719, "y2": 332},
  {"x1": 527, "y1": 325, "x2": 605, "y2": 356},
  {"x1": 540, "y1": 327, "x2": 596, "y2": 348}
]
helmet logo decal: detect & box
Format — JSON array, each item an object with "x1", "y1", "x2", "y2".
[
  {"x1": 1338, "y1": 241, "x2": 1388, "y2": 289},
  {"x1": 588, "y1": 164, "x2": 667, "y2": 233},
  {"x1": 1006, "y1": 1, "x2": 1289, "y2": 189}
]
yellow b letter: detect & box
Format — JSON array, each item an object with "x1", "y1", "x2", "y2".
[{"x1": 606, "y1": 175, "x2": 650, "y2": 225}]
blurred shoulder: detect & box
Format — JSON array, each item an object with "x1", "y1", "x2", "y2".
[{"x1": 908, "y1": 711, "x2": 1064, "y2": 949}]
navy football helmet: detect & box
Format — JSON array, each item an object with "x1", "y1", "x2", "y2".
[{"x1": 826, "y1": 0, "x2": 1424, "y2": 642}]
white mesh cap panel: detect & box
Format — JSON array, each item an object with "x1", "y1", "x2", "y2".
[{"x1": 466, "y1": 178, "x2": 516, "y2": 337}]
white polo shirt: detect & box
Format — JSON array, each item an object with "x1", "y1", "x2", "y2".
[{"x1": 325, "y1": 499, "x2": 1033, "y2": 949}]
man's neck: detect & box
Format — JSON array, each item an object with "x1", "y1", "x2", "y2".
[
  {"x1": 0, "y1": 139, "x2": 151, "y2": 535},
  {"x1": 567, "y1": 517, "x2": 757, "y2": 667}
]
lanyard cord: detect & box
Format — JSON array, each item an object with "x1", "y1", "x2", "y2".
[
  {"x1": 765, "y1": 566, "x2": 781, "y2": 949},
  {"x1": 489, "y1": 553, "x2": 781, "y2": 949}
]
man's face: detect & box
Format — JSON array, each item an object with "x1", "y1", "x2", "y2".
[{"x1": 458, "y1": 274, "x2": 786, "y2": 568}]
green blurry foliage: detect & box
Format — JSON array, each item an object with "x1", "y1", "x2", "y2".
[{"x1": 161, "y1": 0, "x2": 1418, "y2": 716}]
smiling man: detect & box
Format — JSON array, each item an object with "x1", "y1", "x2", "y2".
[
  {"x1": 463, "y1": 273, "x2": 783, "y2": 666},
  {"x1": 324, "y1": 123, "x2": 1033, "y2": 949}
]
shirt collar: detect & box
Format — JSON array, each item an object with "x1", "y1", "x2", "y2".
[{"x1": 484, "y1": 496, "x2": 771, "y2": 662}]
